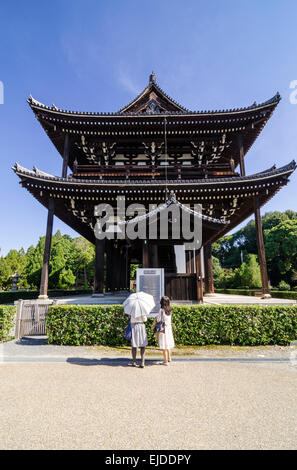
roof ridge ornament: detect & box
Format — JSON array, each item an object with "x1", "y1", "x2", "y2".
[
  {"x1": 27, "y1": 95, "x2": 45, "y2": 107},
  {"x1": 149, "y1": 71, "x2": 156, "y2": 84}
]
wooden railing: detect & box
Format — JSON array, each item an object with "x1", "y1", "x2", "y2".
[{"x1": 70, "y1": 163, "x2": 237, "y2": 181}]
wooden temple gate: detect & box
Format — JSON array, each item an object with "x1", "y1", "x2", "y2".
[{"x1": 13, "y1": 74, "x2": 296, "y2": 302}]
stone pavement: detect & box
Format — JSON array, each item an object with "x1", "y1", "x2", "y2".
[
  {"x1": 50, "y1": 292, "x2": 296, "y2": 306},
  {"x1": 0, "y1": 358, "x2": 296, "y2": 450},
  {"x1": 1, "y1": 336, "x2": 296, "y2": 362},
  {"x1": 53, "y1": 292, "x2": 130, "y2": 305},
  {"x1": 1, "y1": 337, "x2": 297, "y2": 449},
  {"x1": 203, "y1": 293, "x2": 296, "y2": 305}
]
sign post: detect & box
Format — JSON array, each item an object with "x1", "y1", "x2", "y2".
[{"x1": 136, "y1": 268, "x2": 164, "y2": 315}]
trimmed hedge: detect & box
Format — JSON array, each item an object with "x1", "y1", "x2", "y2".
[
  {"x1": 271, "y1": 291, "x2": 297, "y2": 300},
  {"x1": 215, "y1": 289, "x2": 297, "y2": 301},
  {"x1": 0, "y1": 306, "x2": 16, "y2": 342},
  {"x1": 215, "y1": 289, "x2": 257, "y2": 297},
  {"x1": 47, "y1": 304, "x2": 297, "y2": 346},
  {"x1": 0, "y1": 289, "x2": 93, "y2": 305}
]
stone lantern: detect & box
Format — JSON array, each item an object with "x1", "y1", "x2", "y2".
[{"x1": 11, "y1": 271, "x2": 21, "y2": 291}]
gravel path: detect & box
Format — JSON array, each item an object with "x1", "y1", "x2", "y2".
[{"x1": 0, "y1": 360, "x2": 296, "y2": 450}]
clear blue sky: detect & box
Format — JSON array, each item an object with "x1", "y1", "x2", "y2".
[{"x1": 1, "y1": 0, "x2": 297, "y2": 255}]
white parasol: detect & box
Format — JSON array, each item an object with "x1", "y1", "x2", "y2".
[{"x1": 123, "y1": 291, "x2": 155, "y2": 318}]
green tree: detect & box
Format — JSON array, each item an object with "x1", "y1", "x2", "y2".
[
  {"x1": 72, "y1": 237, "x2": 95, "y2": 287},
  {"x1": 0, "y1": 257, "x2": 12, "y2": 289},
  {"x1": 212, "y1": 256, "x2": 225, "y2": 288},
  {"x1": 234, "y1": 254, "x2": 261, "y2": 289},
  {"x1": 265, "y1": 219, "x2": 297, "y2": 287},
  {"x1": 25, "y1": 239, "x2": 45, "y2": 288},
  {"x1": 58, "y1": 269, "x2": 76, "y2": 289}
]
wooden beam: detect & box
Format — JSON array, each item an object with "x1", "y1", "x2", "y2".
[
  {"x1": 254, "y1": 198, "x2": 270, "y2": 297},
  {"x1": 39, "y1": 198, "x2": 54, "y2": 299},
  {"x1": 62, "y1": 133, "x2": 70, "y2": 179},
  {"x1": 237, "y1": 134, "x2": 246, "y2": 177},
  {"x1": 195, "y1": 249, "x2": 203, "y2": 303},
  {"x1": 93, "y1": 238, "x2": 105, "y2": 296},
  {"x1": 204, "y1": 243, "x2": 214, "y2": 294}
]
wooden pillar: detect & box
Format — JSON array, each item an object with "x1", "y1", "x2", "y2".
[
  {"x1": 110, "y1": 242, "x2": 118, "y2": 291},
  {"x1": 185, "y1": 250, "x2": 191, "y2": 274},
  {"x1": 204, "y1": 242, "x2": 214, "y2": 294},
  {"x1": 93, "y1": 238, "x2": 105, "y2": 296},
  {"x1": 119, "y1": 243, "x2": 130, "y2": 291},
  {"x1": 105, "y1": 240, "x2": 112, "y2": 292},
  {"x1": 109, "y1": 241, "x2": 115, "y2": 292},
  {"x1": 190, "y1": 250, "x2": 194, "y2": 274},
  {"x1": 125, "y1": 244, "x2": 130, "y2": 290},
  {"x1": 254, "y1": 198, "x2": 270, "y2": 297},
  {"x1": 114, "y1": 243, "x2": 121, "y2": 290},
  {"x1": 195, "y1": 249, "x2": 203, "y2": 303},
  {"x1": 237, "y1": 134, "x2": 246, "y2": 177},
  {"x1": 151, "y1": 244, "x2": 158, "y2": 268},
  {"x1": 39, "y1": 198, "x2": 54, "y2": 299},
  {"x1": 62, "y1": 133, "x2": 70, "y2": 179},
  {"x1": 119, "y1": 243, "x2": 127, "y2": 290},
  {"x1": 142, "y1": 240, "x2": 149, "y2": 268}
]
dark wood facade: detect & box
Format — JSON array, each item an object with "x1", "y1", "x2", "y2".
[{"x1": 14, "y1": 74, "x2": 296, "y2": 300}]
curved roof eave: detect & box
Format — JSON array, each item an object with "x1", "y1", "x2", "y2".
[
  {"x1": 27, "y1": 92, "x2": 281, "y2": 119},
  {"x1": 12, "y1": 160, "x2": 296, "y2": 187}
]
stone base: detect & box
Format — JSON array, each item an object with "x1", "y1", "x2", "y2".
[
  {"x1": 261, "y1": 293, "x2": 272, "y2": 299},
  {"x1": 38, "y1": 294, "x2": 49, "y2": 300}
]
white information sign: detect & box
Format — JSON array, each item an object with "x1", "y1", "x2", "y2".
[{"x1": 136, "y1": 268, "x2": 164, "y2": 315}]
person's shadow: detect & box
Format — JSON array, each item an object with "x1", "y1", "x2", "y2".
[{"x1": 66, "y1": 357, "x2": 160, "y2": 367}]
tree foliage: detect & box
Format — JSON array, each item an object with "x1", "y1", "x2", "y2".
[
  {"x1": 0, "y1": 232, "x2": 95, "y2": 290},
  {"x1": 212, "y1": 210, "x2": 297, "y2": 289}
]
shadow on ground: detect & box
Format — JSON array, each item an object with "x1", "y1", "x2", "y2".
[
  {"x1": 16, "y1": 337, "x2": 48, "y2": 346},
  {"x1": 66, "y1": 357, "x2": 160, "y2": 367}
]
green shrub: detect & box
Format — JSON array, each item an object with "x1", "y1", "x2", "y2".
[
  {"x1": 278, "y1": 281, "x2": 291, "y2": 291},
  {"x1": 0, "y1": 306, "x2": 16, "y2": 342},
  {"x1": 271, "y1": 291, "x2": 297, "y2": 300},
  {"x1": 47, "y1": 304, "x2": 297, "y2": 346}
]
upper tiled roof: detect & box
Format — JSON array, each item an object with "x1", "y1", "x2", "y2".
[{"x1": 27, "y1": 74, "x2": 281, "y2": 118}]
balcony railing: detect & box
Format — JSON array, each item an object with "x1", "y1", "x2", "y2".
[{"x1": 70, "y1": 163, "x2": 237, "y2": 181}]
